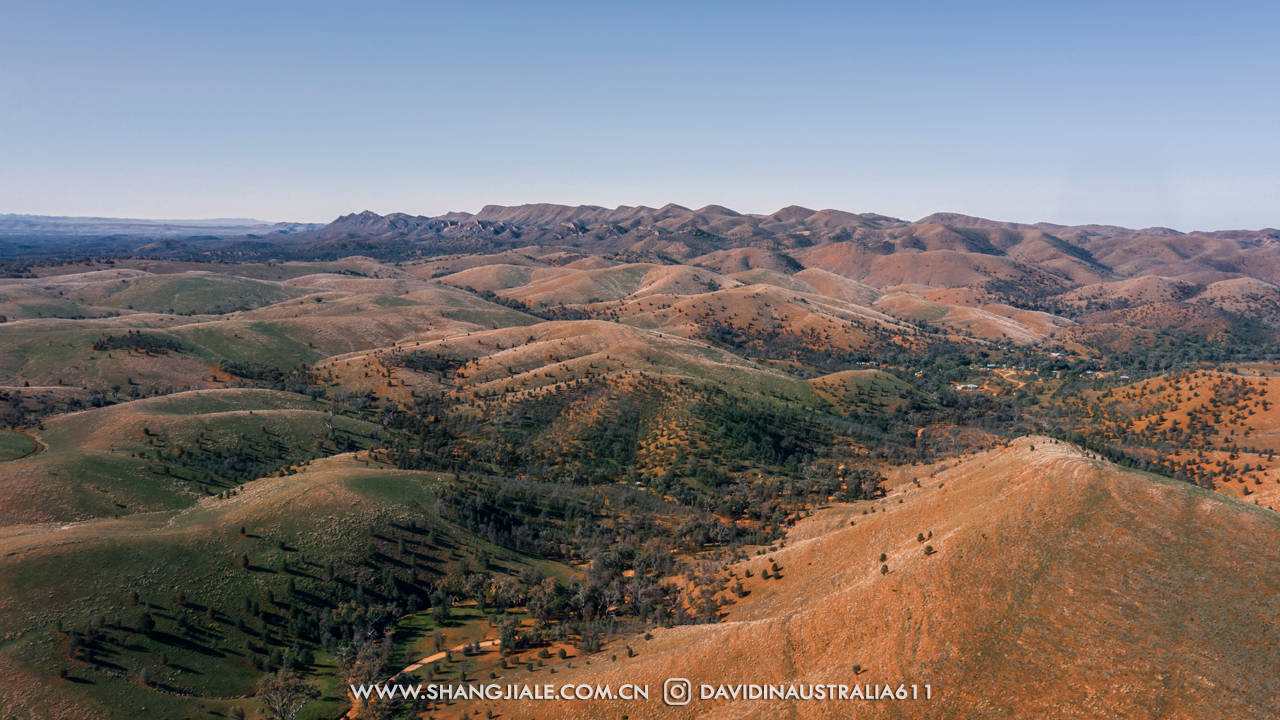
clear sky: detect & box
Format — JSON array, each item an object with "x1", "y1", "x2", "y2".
[{"x1": 3, "y1": 1, "x2": 1277, "y2": 230}]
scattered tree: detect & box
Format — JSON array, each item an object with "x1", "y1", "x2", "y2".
[{"x1": 257, "y1": 669, "x2": 320, "y2": 720}]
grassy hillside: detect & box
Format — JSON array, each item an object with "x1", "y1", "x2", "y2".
[
  {"x1": 87, "y1": 273, "x2": 309, "y2": 314},
  {"x1": 0, "y1": 390, "x2": 379, "y2": 524},
  {"x1": 0, "y1": 429, "x2": 35, "y2": 460},
  {"x1": 0, "y1": 454, "x2": 580, "y2": 720},
  {"x1": 478, "y1": 439, "x2": 1280, "y2": 720}
]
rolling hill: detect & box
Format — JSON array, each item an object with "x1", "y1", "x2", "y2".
[{"x1": 477, "y1": 438, "x2": 1280, "y2": 720}]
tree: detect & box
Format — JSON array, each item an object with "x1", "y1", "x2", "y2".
[
  {"x1": 335, "y1": 637, "x2": 391, "y2": 689},
  {"x1": 430, "y1": 591, "x2": 451, "y2": 625},
  {"x1": 257, "y1": 669, "x2": 320, "y2": 720},
  {"x1": 229, "y1": 708, "x2": 246, "y2": 720},
  {"x1": 362, "y1": 699, "x2": 395, "y2": 720}
]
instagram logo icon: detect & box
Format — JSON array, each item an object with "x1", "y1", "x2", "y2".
[{"x1": 663, "y1": 678, "x2": 692, "y2": 706}]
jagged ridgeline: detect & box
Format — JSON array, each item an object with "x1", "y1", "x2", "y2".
[{"x1": 3, "y1": 205, "x2": 1280, "y2": 719}]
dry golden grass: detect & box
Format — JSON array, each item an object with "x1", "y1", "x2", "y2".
[
  {"x1": 1087, "y1": 371, "x2": 1280, "y2": 509},
  {"x1": 594, "y1": 285, "x2": 920, "y2": 355},
  {"x1": 433, "y1": 264, "x2": 574, "y2": 293},
  {"x1": 1000, "y1": 232, "x2": 1111, "y2": 285},
  {"x1": 491, "y1": 264, "x2": 738, "y2": 305},
  {"x1": 370, "y1": 319, "x2": 802, "y2": 400},
  {"x1": 1057, "y1": 276, "x2": 1199, "y2": 309},
  {"x1": 726, "y1": 269, "x2": 820, "y2": 295},
  {"x1": 872, "y1": 291, "x2": 1069, "y2": 345},
  {"x1": 796, "y1": 244, "x2": 1075, "y2": 294},
  {"x1": 1076, "y1": 303, "x2": 1243, "y2": 340},
  {"x1": 402, "y1": 249, "x2": 557, "y2": 279},
  {"x1": 791, "y1": 268, "x2": 881, "y2": 305},
  {"x1": 282, "y1": 274, "x2": 433, "y2": 295},
  {"x1": 1190, "y1": 277, "x2": 1280, "y2": 325},
  {"x1": 477, "y1": 438, "x2": 1280, "y2": 719},
  {"x1": 690, "y1": 248, "x2": 803, "y2": 275}
]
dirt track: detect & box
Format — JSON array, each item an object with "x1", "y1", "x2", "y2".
[{"x1": 400, "y1": 638, "x2": 500, "y2": 675}]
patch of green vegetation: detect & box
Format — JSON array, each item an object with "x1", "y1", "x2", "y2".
[
  {"x1": 372, "y1": 295, "x2": 422, "y2": 307},
  {"x1": 139, "y1": 389, "x2": 318, "y2": 416},
  {"x1": 393, "y1": 606, "x2": 497, "y2": 663},
  {"x1": 54, "y1": 452, "x2": 195, "y2": 515},
  {"x1": 0, "y1": 430, "x2": 36, "y2": 460},
  {"x1": 7, "y1": 629, "x2": 347, "y2": 720},
  {"x1": 0, "y1": 525, "x2": 348, "y2": 719},
  {"x1": 18, "y1": 393, "x2": 381, "y2": 520},
  {"x1": 247, "y1": 322, "x2": 323, "y2": 364},
  {"x1": 178, "y1": 321, "x2": 320, "y2": 369},
  {"x1": 905, "y1": 304, "x2": 949, "y2": 322},
  {"x1": 7, "y1": 300, "x2": 108, "y2": 320},
  {"x1": 91, "y1": 331, "x2": 186, "y2": 354},
  {"x1": 593, "y1": 265, "x2": 651, "y2": 297},
  {"x1": 344, "y1": 469, "x2": 448, "y2": 505},
  {"x1": 13, "y1": 329, "x2": 98, "y2": 378},
  {"x1": 815, "y1": 370, "x2": 922, "y2": 414},
  {"x1": 0, "y1": 456, "x2": 583, "y2": 720},
  {"x1": 734, "y1": 269, "x2": 776, "y2": 284},
  {"x1": 496, "y1": 266, "x2": 536, "y2": 288},
  {"x1": 96, "y1": 274, "x2": 308, "y2": 314}
]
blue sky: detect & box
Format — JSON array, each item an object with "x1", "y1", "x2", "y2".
[{"x1": 2, "y1": 1, "x2": 1277, "y2": 229}]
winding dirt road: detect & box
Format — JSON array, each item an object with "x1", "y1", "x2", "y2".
[{"x1": 400, "y1": 637, "x2": 501, "y2": 675}]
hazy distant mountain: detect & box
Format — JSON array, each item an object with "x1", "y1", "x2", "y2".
[
  {"x1": 0, "y1": 213, "x2": 269, "y2": 226},
  {"x1": 314, "y1": 204, "x2": 1279, "y2": 249},
  {"x1": 0, "y1": 213, "x2": 320, "y2": 237},
  {"x1": 287, "y1": 204, "x2": 1280, "y2": 286}
]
